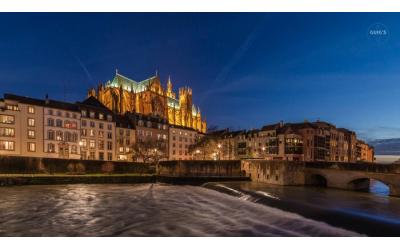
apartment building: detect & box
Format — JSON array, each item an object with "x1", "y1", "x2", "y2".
[
  {"x1": 0, "y1": 94, "x2": 44, "y2": 157},
  {"x1": 357, "y1": 140, "x2": 375, "y2": 162},
  {"x1": 115, "y1": 114, "x2": 136, "y2": 161},
  {"x1": 169, "y1": 125, "x2": 199, "y2": 160},
  {"x1": 43, "y1": 98, "x2": 81, "y2": 159},
  {"x1": 133, "y1": 113, "x2": 169, "y2": 159},
  {"x1": 77, "y1": 96, "x2": 116, "y2": 161},
  {"x1": 211, "y1": 120, "x2": 373, "y2": 163}
]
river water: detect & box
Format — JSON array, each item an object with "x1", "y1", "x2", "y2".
[{"x1": 0, "y1": 182, "x2": 399, "y2": 236}]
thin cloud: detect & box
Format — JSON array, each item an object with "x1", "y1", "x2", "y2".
[{"x1": 199, "y1": 17, "x2": 268, "y2": 104}]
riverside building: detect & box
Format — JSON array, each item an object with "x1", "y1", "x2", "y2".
[
  {"x1": 76, "y1": 97, "x2": 116, "y2": 161},
  {"x1": 168, "y1": 125, "x2": 201, "y2": 160},
  {"x1": 209, "y1": 120, "x2": 374, "y2": 163}
]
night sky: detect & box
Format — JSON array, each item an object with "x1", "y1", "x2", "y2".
[{"x1": 1, "y1": 13, "x2": 399, "y2": 140}]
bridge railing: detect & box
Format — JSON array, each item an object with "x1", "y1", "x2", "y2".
[{"x1": 305, "y1": 161, "x2": 400, "y2": 174}]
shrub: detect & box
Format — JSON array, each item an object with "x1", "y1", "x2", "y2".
[
  {"x1": 67, "y1": 162, "x2": 86, "y2": 174},
  {"x1": 101, "y1": 162, "x2": 114, "y2": 174}
]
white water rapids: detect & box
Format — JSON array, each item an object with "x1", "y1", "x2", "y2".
[{"x1": 0, "y1": 183, "x2": 360, "y2": 236}]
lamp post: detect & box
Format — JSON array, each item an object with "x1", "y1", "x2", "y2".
[
  {"x1": 217, "y1": 143, "x2": 222, "y2": 160},
  {"x1": 262, "y1": 146, "x2": 266, "y2": 159}
]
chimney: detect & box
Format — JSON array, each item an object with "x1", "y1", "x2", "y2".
[{"x1": 45, "y1": 94, "x2": 49, "y2": 105}]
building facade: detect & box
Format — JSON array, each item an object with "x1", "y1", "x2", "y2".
[
  {"x1": 0, "y1": 94, "x2": 44, "y2": 157},
  {"x1": 87, "y1": 71, "x2": 207, "y2": 133},
  {"x1": 115, "y1": 114, "x2": 136, "y2": 161},
  {"x1": 203, "y1": 120, "x2": 374, "y2": 163},
  {"x1": 168, "y1": 125, "x2": 199, "y2": 160},
  {"x1": 77, "y1": 97, "x2": 116, "y2": 161}
]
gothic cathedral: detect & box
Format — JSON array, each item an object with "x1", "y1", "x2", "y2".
[{"x1": 87, "y1": 71, "x2": 207, "y2": 133}]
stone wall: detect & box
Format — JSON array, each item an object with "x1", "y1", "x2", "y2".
[
  {"x1": 157, "y1": 160, "x2": 242, "y2": 177},
  {"x1": 241, "y1": 160, "x2": 305, "y2": 185},
  {"x1": 0, "y1": 156, "x2": 153, "y2": 174}
]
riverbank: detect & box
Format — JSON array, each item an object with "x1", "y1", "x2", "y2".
[{"x1": 0, "y1": 174, "x2": 249, "y2": 186}]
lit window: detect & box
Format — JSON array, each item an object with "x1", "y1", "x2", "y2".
[
  {"x1": 81, "y1": 139, "x2": 87, "y2": 147},
  {"x1": 28, "y1": 118, "x2": 35, "y2": 127},
  {"x1": 81, "y1": 110, "x2": 87, "y2": 117},
  {"x1": 0, "y1": 115, "x2": 14, "y2": 124},
  {"x1": 99, "y1": 113, "x2": 104, "y2": 120},
  {"x1": 0, "y1": 141, "x2": 15, "y2": 151},
  {"x1": 47, "y1": 143, "x2": 55, "y2": 153},
  {"x1": 27, "y1": 130, "x2": 35, "y2": 139},
  {"x1": 90, "y1": 129, "x2": 95, "y2": 137},
  {"x1": 28, "y1": 106, "x2": 35, "y2": 114},
  {"x1": 28, "y1": 142, "x2": 36, "y2": 152},
  {"x1": 56, "y1": 131, "x2": 63, "y2": 141},
  {"x1": 119, "y1": 147, "x2": 124, "y2": 153},
  {"x1": 6, "y1": 104, "x2": 19, "y2": 111},
  {"x1": 89, "y1": 140, "x2": 95, "y2": 149},
  {"x1": 0, "y1": 128, "x2": 15, "y2": 137}
]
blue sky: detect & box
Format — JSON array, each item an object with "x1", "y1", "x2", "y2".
[{"x1": 1, "y1": 13, "x2": 399, "y2": 140}]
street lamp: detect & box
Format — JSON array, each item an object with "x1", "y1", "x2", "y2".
[
  {"x1": 217, "y1": 143, "x2": 222, "y2": 160},
  {"x1": 262, "y1": 146, "x2": 266, "y2": 159}
]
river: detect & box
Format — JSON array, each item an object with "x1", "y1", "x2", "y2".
[{"x1": 0, "y1": 182, "x2": 399, "y2": 236}]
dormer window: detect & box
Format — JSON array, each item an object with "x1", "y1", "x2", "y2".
[
  {"x1": 99, "y1": 113, "x2": 104, "y2": 120},
  {"x1": 81, "y1": 110, "x2": 87, "y2": 117},
  {"x1": 89, "y1": 112, "x2": 95, "y2": 118}
]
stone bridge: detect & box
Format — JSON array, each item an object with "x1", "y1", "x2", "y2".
[
  {"x1": 304, "y1": 162, "x2": 400, "y2": 196},
  {"x1": 241, "y1": 160, "x2": 400, "y2": 197}
]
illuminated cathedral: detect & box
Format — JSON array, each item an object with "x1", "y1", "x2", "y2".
[{"x1": 87, "y1": 71, "x2": 206, "y2": 133}]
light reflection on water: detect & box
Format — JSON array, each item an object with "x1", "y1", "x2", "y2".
[
  {"x1": 369, "y1": 180, "x2": 390, "y2": 196},
  {"x1": 0, "y1": 184, "x2": 359, "y2": 237}
]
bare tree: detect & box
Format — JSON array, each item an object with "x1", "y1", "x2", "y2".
[
  {"x1": 131, "y1": 139, "x2": 168, "y2": 166},
  {"x1": 188, "y1": 135, "x2": 219, "y2": 160}
]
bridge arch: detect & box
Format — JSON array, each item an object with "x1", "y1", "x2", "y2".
[
  {"x1": 347, "y1": 177, "x2": 391, "y2": 195},
  {"x1": 306, "y1": 173, "x2": 328, "y2": 187}
]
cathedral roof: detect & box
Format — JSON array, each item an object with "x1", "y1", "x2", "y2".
[{"x1": 108, "y1": 72, "x2": 157, "y2": 93}]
